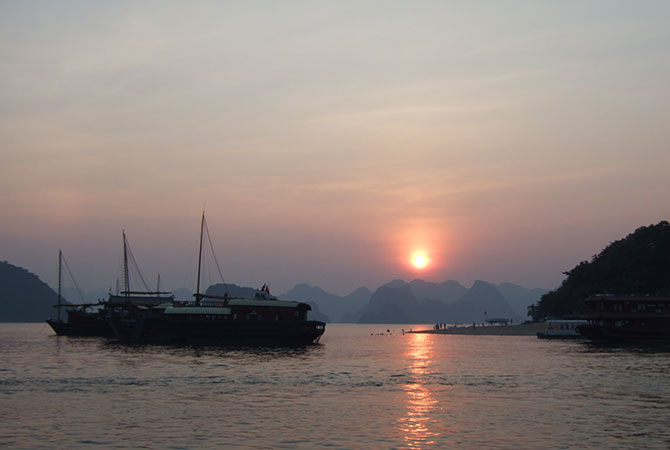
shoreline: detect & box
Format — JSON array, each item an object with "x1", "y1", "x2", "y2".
[{"x1": 408, "y1": 322, "x2": 544, "y2": 336}]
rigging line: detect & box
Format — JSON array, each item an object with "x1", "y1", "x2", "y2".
[
  {"x1": 204, "y1": 256, "x2": 212, "y2": 295},
  {"x1": 204, "y1": 241, "x2": 215, "y2": 294},
  {"x1": 124, "y1": 236, "x2": 151, "y2": 292},
  {"x1": 182, "y1": 226, "x2": 201, "y2": 292},
  {"x1": 203, "y1": 216, "x2": 228, "y2": 295},
  {"x1": 61, "y1": 254, "x2": 86, "y2": 304}
]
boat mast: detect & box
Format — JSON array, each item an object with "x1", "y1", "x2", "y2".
[
  {"x1": 57, "y1": 249, "x2": 62, "y2": 322},
  {"x1": 156, "y1": 274, "x2": 161, "y2": 297},
  {"x1": 122, "y1": 230, "x2": 130, "y2": 300},
  {"x1": 195, "y1": 211, "x2": 205, "y2": 306}
]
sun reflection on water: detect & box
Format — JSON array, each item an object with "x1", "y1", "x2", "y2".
[{"x1": 398, "y1": 332, "x2": 441, "y2": 449}]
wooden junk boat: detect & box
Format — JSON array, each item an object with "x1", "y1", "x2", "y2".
[
  {"x1": 578, "y1": 294, "x2": 670, "y2": 342},
  {"x1": 107, "y1": 213, "x2": 325, "y2": 345},
  {"x1": 46, "y1": 250, "x2": 112, "y2": 337}
]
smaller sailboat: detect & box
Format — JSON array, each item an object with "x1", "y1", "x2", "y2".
[
  {"x1": 46, "y1": 250, "x2": 113, "y2": 337},
  {"x1": 107, "y1": 213, "x2": 326, "y2": 345},
  {"x1": 46, "y1": 233, "x2": 174, "y2": 337}
]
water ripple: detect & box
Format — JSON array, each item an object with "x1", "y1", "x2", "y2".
[{"x1": 2, "y1": 324, "x2": 670, "y2": 449}]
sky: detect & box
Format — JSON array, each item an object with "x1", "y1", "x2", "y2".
[{"x1": 1, "y1": 1, "x2": 669, "y2": 296}]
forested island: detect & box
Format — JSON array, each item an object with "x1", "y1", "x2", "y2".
[
  {"x1": 0, "y1": 261, "x2": 62, "y2": 322},
  {"x1": 532, "y1": 221, "x2": 670, "y2": 320}
]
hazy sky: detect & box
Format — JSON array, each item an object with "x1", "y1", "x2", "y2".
[{"x1": 1, "y1": 1, "x2": 669, "y2": 296}]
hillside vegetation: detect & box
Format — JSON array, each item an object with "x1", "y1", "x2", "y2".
[
  {"x1": 0, "y1": 261, "x2": 60, "y2": 322},
  {"x1": 534, "y1": 221, "x2": 670, "y2": 319}
]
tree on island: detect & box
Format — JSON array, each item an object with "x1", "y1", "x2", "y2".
[{"x1": 532, "y1": 221, "x2": 670, "y2": 320}]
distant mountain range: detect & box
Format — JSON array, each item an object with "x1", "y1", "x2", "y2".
[
  {"x1": 7, "y1": 221, "x2": 665, "y2": 324},
  {"x1": 61, "y1": 287, "x2": 109, "y2": 304},
  {"x1": 280, "y1": 284, "x2": 372, "y2": 323},
  {"x1": 0, "y1": 260, "x2": 547, "y2": 324},
  {"x1": 280, "y1": 279, "x2": 547, "y2": 324}
]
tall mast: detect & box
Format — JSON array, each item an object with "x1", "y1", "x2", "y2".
[
  {"x1": 57, "y1": 249, "x2": 62, "y2": 322},
  {"x1": 195, "y1": 211, "x2": 205, "y2": 306},
  {"x1": 156, "y1": 274, "x2": 161, "y2": 297},
  {"x1": 122, "y1": 230, "x2": 130, "y2": 300}
]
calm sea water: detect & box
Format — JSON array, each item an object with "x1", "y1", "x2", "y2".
[{"x1": 1, "y1": 323, "x2": 670, "y2": 449}]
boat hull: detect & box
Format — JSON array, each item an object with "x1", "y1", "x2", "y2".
[
  {"x1": 578, "y1": 323, "x2": 670, "y2": 343},
  {"x1": 108, "y1": 313, "x2": 325, "y2": 346},
  {"x1": 536, "y1": 332, "x2": 582, "y2": 339},
  {"x1": 46, "y1": 310, "x2": 114, "y2": 337}
]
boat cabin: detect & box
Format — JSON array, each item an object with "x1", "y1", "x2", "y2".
[
  {"x1": 582, "y1": 295, "x2": 670, "y2": 319},
  {"x1": 578, "y1": 295, "x2": 670, "y2": 342},
  {"x1": 162, "y1": 299, "x2": 311, "y2": 322},
  {"x1": 108, "y1": 293, "x2": 175, "y2": 307}
]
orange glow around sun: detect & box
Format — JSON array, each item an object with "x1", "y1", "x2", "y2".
[{"x1": 411, "y1": 251, "x2": 429, "y2": 269}]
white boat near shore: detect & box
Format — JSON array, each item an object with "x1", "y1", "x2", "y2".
[{"x1": 536, "y1": 320, "x2": 588, "y2": 339}]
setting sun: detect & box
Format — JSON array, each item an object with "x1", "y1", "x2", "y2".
[{"x1": 411, "y1": 251, "x2": 429, "y2": 269}]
